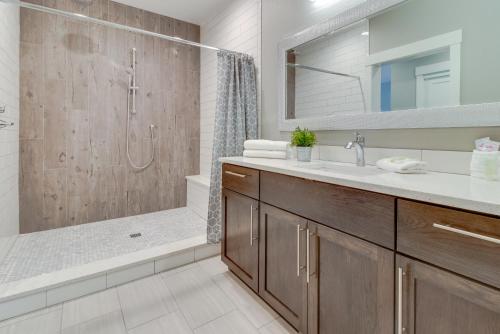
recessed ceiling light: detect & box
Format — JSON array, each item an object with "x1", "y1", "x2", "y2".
[{"x1": 361, "y1": 31, "x2": 369, "y2": 36}]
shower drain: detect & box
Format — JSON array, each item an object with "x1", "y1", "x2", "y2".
[{"x1": 130, "y1": 233, "x2": 142, "y2": 238}]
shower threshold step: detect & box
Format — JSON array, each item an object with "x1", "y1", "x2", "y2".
[{"x1": 0, "y1": 213, "x2": 218, "y2": 321}]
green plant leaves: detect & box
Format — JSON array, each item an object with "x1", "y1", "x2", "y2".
[{"x1": 291, "y1": 127, "x2": 317, "y2": 147}]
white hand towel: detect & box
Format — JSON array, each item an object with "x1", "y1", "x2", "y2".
[
  {"x1": 243, "y1": 150, "x2": 287, "y2": 160},
  {"x1": 244, "y1": 140, "x2": 290, "y2": 152},
  {"x1": 376, "y1": 157, "x2": 427, "y2": 174}
]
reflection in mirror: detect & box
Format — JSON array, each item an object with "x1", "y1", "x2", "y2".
[
  {"x1": 286, "y1": 20, "x2": 369, "y2": 119},
  {"x1": 284, "y1": 0, "x2": 500, "y2": 120},
  {"x1": 370, "y1": 31, "x2": 459, "y2": 112}
]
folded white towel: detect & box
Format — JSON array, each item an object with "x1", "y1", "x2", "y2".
[
  {"x1": 244, "y1": 140, "x2": 289, "y2": 152},
  {"x1": 243, "y1": 150, "x2": 287, "y2": 160},
  {"x1": 376, "y1": 157, "x2": 427, "y2": 174}
]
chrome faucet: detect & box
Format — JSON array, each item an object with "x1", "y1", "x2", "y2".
[{"x1": 345, "y1": 132, "x2": 365, "y2": 167}]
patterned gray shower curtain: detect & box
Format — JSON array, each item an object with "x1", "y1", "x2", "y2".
[{"x1": 207, "y1": 51, "x2": 258, "y2": 244}]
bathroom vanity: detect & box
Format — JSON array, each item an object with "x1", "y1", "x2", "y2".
[{"x1": 219, "y1": 158, "x2": 500, "y2": 334}]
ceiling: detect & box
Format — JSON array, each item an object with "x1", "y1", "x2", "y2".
[{"x1": 113, "y1": 0, "x2": 235, "y2": 25}]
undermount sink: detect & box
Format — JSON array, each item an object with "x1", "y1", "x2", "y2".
[{"x1": 293, "y1": 161, "x2": 385, "y2": 177}]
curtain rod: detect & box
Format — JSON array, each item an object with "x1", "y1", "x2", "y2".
[
  {"x1": 287, "y1": 63, "x2": 360, "y2": 80},
  {"x1": 12, "y1": 0, "x2": 247, "y2": 56}
]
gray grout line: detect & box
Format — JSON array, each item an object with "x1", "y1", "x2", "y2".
[
  {"x1": 206, "y1": 267, "x2": 272, "y2": 331},
  {"x1": 58, "y1": 301, "x2": 64, "y2": 334},
  {"x1": 3, "y1": 258, "x2": 277, "y2": 333},
  {"x1": 116, "y1": 286, "x2": 130, "y2": 332},
  {"x1": 164, "y1": 260, "x2": 246, "y2": 332},
  {"x1": 158, "y1": 266, "x2": 193, "y2": 330}
]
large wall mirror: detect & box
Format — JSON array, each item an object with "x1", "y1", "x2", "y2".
[{"x1": 278, "y1": 0, "x2": 500, "y2": 130}]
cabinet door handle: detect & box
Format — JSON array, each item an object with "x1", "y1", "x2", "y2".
[
  {"x1": 297, "y1": 224, "x2": 301, "y2": 277},
  {"x1": 397, "y1": 267, "x2": 406, "y2": 334},
  {"x1": 306, "y1": 228, "x2": 310, "y2": 284},
  {"x1": 433, "y1": 223, "x2": 500, "y2": 245},
  {"x1": 296, "y1": 224, "x2": 307, "y2": 277},
  {"x1": 250, "y1": 205, "x2": 254, "y2": 246},
  {"x1": 225, "y1": 171, "x2": 247, "y2": 178}
]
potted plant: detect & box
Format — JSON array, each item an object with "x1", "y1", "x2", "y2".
[{"x1": 291, "y1": 127, "x2": 317, "y2": 162}]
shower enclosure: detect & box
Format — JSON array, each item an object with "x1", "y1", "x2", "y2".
[{"x1": 0, "y1": 0, "x2": 230, "y2": 321}]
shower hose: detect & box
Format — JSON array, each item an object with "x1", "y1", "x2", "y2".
[{"x1": 126, "y1": 75, "x2": 155, "y2": 171}]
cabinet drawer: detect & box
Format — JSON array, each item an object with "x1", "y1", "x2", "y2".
[
  {"x1": 222, "y1": 164, "x2": 260, "y2": 200},
  {"x1": 260, "y1": 171, "x2": 395, "y2": 249},
  {"x1": 398, "y1": 199, "x2": 500, "y2": 289}
]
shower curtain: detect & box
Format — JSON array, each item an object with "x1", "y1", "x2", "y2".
[{"x1": 207, "y1": 51, "x2": 258, "y2": 244}]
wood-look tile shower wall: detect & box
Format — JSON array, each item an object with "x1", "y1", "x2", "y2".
[{"x1": 20, "y1": 0, "x2": 200, "y2": 233}]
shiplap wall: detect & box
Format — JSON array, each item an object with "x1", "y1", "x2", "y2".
[
  {"x1": 199, "y1": 0, "x2": 261, "y2": 177},
  {"x1": 0, "y1": 3, "x2": 20, "y2": 237},
  {"x1": 294, "y1": 20, "x2": 369, "y2": 118},
  {"x1": 20, "y1": 1, "x2": 200, "y2": 233}
]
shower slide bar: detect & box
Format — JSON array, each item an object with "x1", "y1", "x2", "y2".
[{"x1": 5, "y1": 0, "x2": 249, "y2": 56}]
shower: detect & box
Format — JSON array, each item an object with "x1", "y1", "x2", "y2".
[{"x1": 126, "y1": 47, "x2": 156, "y2": 170}]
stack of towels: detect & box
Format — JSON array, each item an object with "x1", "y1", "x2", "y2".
[
  {"x1": 376, "y1": 157, "x2": 427, "y2": 174},
  {"x1": 243, "y1": 140, "x2": 290, "y2": 159}
]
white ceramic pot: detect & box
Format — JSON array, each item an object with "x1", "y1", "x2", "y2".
[{"x1": 296, "y1": 147, "x2": 312, "y2": 162}]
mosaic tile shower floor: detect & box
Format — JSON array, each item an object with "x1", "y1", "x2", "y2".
[{"x1": 0, "y1": 208, "x2": 206, "y2": 284}]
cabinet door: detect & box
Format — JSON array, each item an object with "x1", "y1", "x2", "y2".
[
  {"x1": 308, "y1": 222, "x2": 394, "y2": 334},
  {"x1": 259, "y1": 203, "x2": 308, "y2": 333},
  {"x1": 396, "y1": 255, "x2": 500, "y2": 334},
  {"x1": 221, "y1": 189, "x2": 259, "y2": 292}
]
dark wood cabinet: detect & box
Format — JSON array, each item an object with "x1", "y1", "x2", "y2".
[
  {"x1": 396, "y1": 255, "x2": 500, "y2": 334},
  {"x1": 221, "y1": 189, "x2": 259, "y2": 292},
  {"x1": 260, "y1": 171, "x2": 396, "y2": 249},
  {"x1": 259, "y1": 203, "x2": 308, "y2": 333},
  {"x1": 308, "y1": 222, "x2": 394, "y2": 334},
  {"x1": 221, "y1": 163, "x2": 500, "y2": 334},
  {"x1": 398, "y1": 199, "x2": 500, "y2": 289}
]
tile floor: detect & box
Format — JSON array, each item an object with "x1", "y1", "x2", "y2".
[
  {"x1": 0, "y1": 257, "x2": 297, "y2": 334},
  {"x1": 0, "y1": 208, "x2": 206, "y2": 284}
]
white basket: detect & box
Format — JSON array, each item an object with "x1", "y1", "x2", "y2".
[{"x1": 470, "y1": 150, "x2": 500, "y2": 181}]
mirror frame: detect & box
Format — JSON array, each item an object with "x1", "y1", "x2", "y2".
[{"x1": 277, "y1": 0, "x2": 500, "y2": 131}]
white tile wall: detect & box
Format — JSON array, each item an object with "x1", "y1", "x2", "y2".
[
  {"x1": 0, "y1": 292, "x2": 46, "y2": 321},
  {"x1": 106, "y1": 262, "x2": 155, "y2": 288},
  {"x1": 46, "y1": 275, "x2": 107, "y2": 306},
  {"x1": 422, "y1": 150, "x2": 472, "y2": 175},
  {"x1": 0, "y1": 3, "x2": 20, "y2": 237},
  {"x1": 199, "y1": 0, "x2": 261, "y2": 177},
  {"x1": 294, "y1": 21, "x2": 369, "y2": 118},
  {"x1": 186, "y1": 175, "x2": 210, "y2": 221},
  {"x1": 318, "y1": 145, "x2": 472, "y2": 175}
]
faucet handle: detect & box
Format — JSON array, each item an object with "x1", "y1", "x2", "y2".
[{"x1": 354, "y1": 132, "x2": 365, "y2": 144}]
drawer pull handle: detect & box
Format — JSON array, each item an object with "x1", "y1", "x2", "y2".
[
  {"x1": 433, "y1": 223, "x2": 500, "y2": 245},
  {"x1": 225, "y1": 171, "x2": 247, "y2": 178}
]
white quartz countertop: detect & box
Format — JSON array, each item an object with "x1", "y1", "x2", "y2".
[{"x1": 220, "y1": 157, "x2": 500, "y2": 216}]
